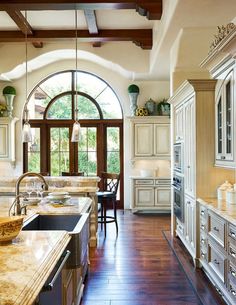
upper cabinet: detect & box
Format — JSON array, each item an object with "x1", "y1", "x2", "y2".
[
  {"x1": 129, "y1": 116, "x2": 170, "y2": 160},
  {"x1": 215, "y1": 68, "x2": 235, "y2": 167},
  {"x1": 0, "y1": 117, "x2": 18, "y2": 165},
  {"x1": 201, "y1": 25, "x2": 236, "y2": 168}
]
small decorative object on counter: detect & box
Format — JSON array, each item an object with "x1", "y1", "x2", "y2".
[
  {"x1": 2, "y1": 86, "x2": 16, "y2": 118},
  {"x1": 157, "y1": 99, "x2": 170, "y2": 116},
  {"x1": 145, "y1": 98, "x2": 156, "y2": 115},
  {"x1": 128, "y1": 84, "x2": 140, "y2": 116},
  {"x1": 226, "y1": 188, "x2": 236, "y2": 204},
  {"x1": 217, "y1": 180, "x2": 232, "y2": 200},
  {"x1": 136, "y1": 107, "x2": 148, "y2": 116}
]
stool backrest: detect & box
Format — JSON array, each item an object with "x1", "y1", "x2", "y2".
[
  {"x1": 61, "y1": 171, "x2": 84, "y2": 176},
  {"x1": 100, "y1": 172, "x2": 120, "y2": 195}
]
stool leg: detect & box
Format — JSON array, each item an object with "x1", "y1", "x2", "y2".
[
  {"x1": 104, "y1": 201, "x2": 107, "y2": 238},
  {"x1": 113, "y1": 199, "x2": 118, "y2": 235},
  {"x1": 100, "y1": 202, "x2": 104, "y2": 231}
]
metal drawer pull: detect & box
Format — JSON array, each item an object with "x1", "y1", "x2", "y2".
[
  {"x1": 201, "y1": 225, "x2": 205, "y2": 230},
  {"x1": 214, "y1": 259, "x2": 220, "y2": 265},
  {"x1": 230, "y1": 249, "x2": 236, "y2": 258},
  {"x1": 201, "y1": 239, "x2": 205, "y2": 244},
  {"x1": 216, "y1": 287, "x2": 222, "y2": 296},
  {"x1": 230, "y1": 269, "x2": 236, "y2": 278},
  {"x1": 200, "y1": 211, "x2": 205, "y2": 216},
  {"x1": 221, "y1": 156, "x2": 226, "y2": 160},
  {"x1": 201, "y1": 252, "x2": 205, "y2": 258},
  {"x1": 230, "y1": 288, "x2": 236, "y2": 296},
  {"x1": 213, "y1": 226, "x2": 219, "y2": 232},
  {"x1": 42, "y1": 250, "x2": 70, "y2": 292},
  {"x1": 230, "y1": 230, "x2": 236, "y2": 238}
]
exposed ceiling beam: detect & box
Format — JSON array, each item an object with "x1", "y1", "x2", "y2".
[
  {"x1": 84, "y1": 10, "x2": 98, "y2": 34},
  {"x1": 0, "y1": 1, "x2": 162, "y2": 20},
  {"x1": 6, "y1": 9, "x2": 44, "y2": 48},
  {"x1": 6, "y1": 9, "x2": 33, "y2": 35},
  {"x1": 0, "y1": 29, "x2": 152, "y2": 49},
  {"x1": 84, "y1": 9, "x2": 100, "y2": 47}
]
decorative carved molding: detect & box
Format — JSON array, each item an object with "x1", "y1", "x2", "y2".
[{"x1": 209, "y1": 23, "x2": 235, "y2": 54}]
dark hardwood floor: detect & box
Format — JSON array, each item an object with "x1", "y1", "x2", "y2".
[{"x1": 81, "y1": 211, "x2": 226, "y2": 305}]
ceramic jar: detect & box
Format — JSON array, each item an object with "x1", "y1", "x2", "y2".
[
  {"x1": 217, "y1": 181, "x2": 232, "y2": 200},
  {"x1": 226, "y1": 188, "x2": 236, "y2": 204}
]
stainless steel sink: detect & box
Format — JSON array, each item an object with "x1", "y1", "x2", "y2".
[{"x1": 22, "y1": 214, "x2": 89, "y2": 268}]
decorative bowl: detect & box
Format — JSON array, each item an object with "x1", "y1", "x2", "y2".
[{"x1": 0, "y1": 216, "x2": 24, "y2": 244}]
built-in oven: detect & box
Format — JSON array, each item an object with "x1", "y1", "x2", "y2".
[
  {"x1": 173, "y1": 143, "x2": 183, "y2": 173},
  {"x1": 173, "y1": 173, "x2": 184, "y2": 223}
]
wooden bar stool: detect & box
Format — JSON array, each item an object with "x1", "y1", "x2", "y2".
[{"x1": 97, "y1": 172, "x2": 120, "y2": 237}]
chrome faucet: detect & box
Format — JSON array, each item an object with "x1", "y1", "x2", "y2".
[{"x1": 13, "y1": 172, "x2": 49, "y2": 215}]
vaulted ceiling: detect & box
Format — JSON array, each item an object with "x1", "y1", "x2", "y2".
[{"x1": 0, "y1": 1, "x2": 162, "y2": 49}]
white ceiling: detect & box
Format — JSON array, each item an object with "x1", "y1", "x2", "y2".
[{"x1": 0, "y1": 0, "x2": 235, "y2": 81}]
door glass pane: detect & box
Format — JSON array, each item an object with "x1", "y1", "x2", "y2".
[
  {"x1": 78, "y1": 127, "x2": 97, "y2": 176},
  {"x1": 107, "y1": 127, "x2": 120, "y2": 173},
  {"x1": 217, "y1": 97, "x2": 222, "y2": 154},
  {"x1": 226, "y1": 81, "x2": 232, "y2": 154},
  {"x1": 50, "y1": 127, "x2": 70, "y2": 176},
  {"x1": 28, "y1": 128, "x2": 40, "y2": 172}
]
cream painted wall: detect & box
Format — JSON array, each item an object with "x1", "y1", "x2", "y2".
[
  {"x1": 0, "y1": 51, "x2": 170, "y2": 209},
  {"x1": 169, "y1": 27, "x2": 217, "y2": 93}
]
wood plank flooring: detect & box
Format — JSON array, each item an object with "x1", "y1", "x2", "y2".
[{"x1": 81, "y1": 211, "x2": 226, "y2": 305}]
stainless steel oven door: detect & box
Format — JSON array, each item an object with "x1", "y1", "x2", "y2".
[{"x1": 173, "y1": 183, "x2": 184, "y2": 223}]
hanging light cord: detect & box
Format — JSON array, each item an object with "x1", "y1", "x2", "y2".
[
  {"x1": 25, "y1": 11, "x2": 28, "y2": 122},
  {"x1": 75, "y1": 9, "x2": 78, "y2": 122}
]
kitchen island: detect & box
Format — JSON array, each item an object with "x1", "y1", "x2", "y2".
[{"x1": 0, "y1": 196, "x2": 92, "y2": 305}]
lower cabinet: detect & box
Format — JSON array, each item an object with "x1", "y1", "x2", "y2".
[
  {"x1": 175, "y1": 195, "x2": 197, "y2": 264},
  {"x1": 198, "y1": 203, "x2": 236, "y2": 305},
  {"x1": 131, "y1": 178, "x2": 171, "y2": 212}
]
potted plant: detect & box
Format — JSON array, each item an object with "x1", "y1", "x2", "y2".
[
  {"x1": 128, "y1": 84, "x2": 140, "y2": 116},
  {"x1": 2, "y1": 86, "x2": 16, "y2": 117}
]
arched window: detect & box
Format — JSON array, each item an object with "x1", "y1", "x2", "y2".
[{"x1": 24, "y1": 70, "x2": 123, "y2": 180}]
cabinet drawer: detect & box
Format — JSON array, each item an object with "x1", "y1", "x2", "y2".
[
  {"x1": 155, "y1": 179, "x2": 171, "y2": 185},
  {"x1": 229, "y1": 223, "x2": 236, "y2": 244},
  {"x1": 176, "y1": 219, "x2": 184, "y2": 236},
  {"x1": 200, "y1": 247, "x2": 208, "y2": 263},
  {"x1": 228, "y1": 279, "x2": 236, "y2": 300},
  {"x1": 229, "y1": 242, "x2": 236, "y2": 263},
  {"x1": 200, "y1": 205, "x2": 207, "y2": 220},
  {"x1": 200, "y1": 232, "x2": 207, "y2": 248},
  {"x1": 135, "y1": 179, "x2": 154, "y2": 185},
  {"x1": 200, "y1": 218, "x2": 208, "y2": 233},
  {"x1": 229, "y1": 262, "x2": 236, "y2": 284},
  {"x1": 208, "y1": 212, "x2": 226, "y2": 248},
  {"x1": 208, "y1": 241, "x2": 227, "y2": 284}
]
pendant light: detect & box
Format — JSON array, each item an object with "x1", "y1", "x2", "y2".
[
  {"x1": 71, "y1": 9, "x2": 81, "y2": 142},
  {"x1": 22, "y1": 11, "x2": 32, "y2": 143}
]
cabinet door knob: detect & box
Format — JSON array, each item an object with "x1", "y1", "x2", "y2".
[
  {"x1": 213, "y1": 226, "x2": 219, "y2": 232},
  {"x1": 230, "y1": 268, "x2": 236, "y2": 278},
  {"x1": 221, "y1": 156, "x2": 226, "y2": 160},
  {"x1": 200, "y1": 211, "x2": 205, "y2": 216},
  {"x1": 230, "y1": 230, "x2": 236, "y2": 238},
  {"x1": 214, "y1": 259, "x2": 220, "y2": 265},
  {"x1": 230, "y1": 249, "x2": 236, "y2": 258}
]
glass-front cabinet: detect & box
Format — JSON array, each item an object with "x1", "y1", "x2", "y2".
[{"x1": 215, "y1": 70, "x2": 235, "y2": 167}]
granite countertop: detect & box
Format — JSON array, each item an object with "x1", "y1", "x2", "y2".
[
  {"x1": 0, "y1": 196, "x2": 92, "y2": 305},
  {"x1": 197, "y1": 197, "x2": 236, "y2": 226},
  {"x1": 130, "y1": 176, "x2": 171, "y2": 179},
  {"x1": 0, "y1": 230, "x2": 70, "y2": 305}
]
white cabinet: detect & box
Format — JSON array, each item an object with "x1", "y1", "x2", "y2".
[
  {"x1": 131, "y1": 178, "x2": 171, "y2": 212},
  {"x1": 130, "y1": 116, "x2": 170, "y2": 160},
  {"x1": 0, "y1": 117, "x2": 18, "y2": 165},
  {"x1": 184, "y1": 97, "x2": 195, "y2": 198},
  {"x1": 174, "y1": 104, "x2": 184, "y2": 142},
  {"x1": 184, "y1": 195, "x2": 196, "y2": 255}
]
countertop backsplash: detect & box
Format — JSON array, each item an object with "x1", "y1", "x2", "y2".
[{"x1": 132, "y1": 159, "x2": 171, "y2": 178}]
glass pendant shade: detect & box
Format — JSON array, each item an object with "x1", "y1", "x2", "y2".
[
  {"x1": 22, "y1": 121, "x2": 32, "y2": 143},
  {"x1": 71, "y1": 120, "x2": 81, "y2": 142}
]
